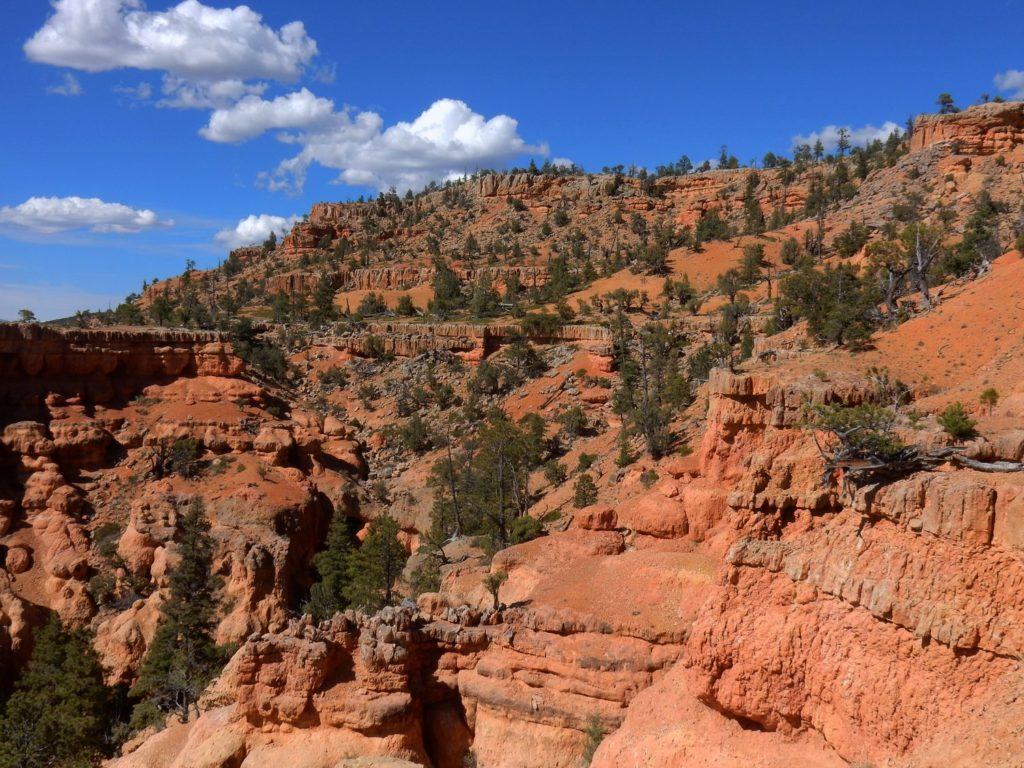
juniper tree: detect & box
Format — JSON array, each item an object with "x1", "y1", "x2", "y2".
[
  {"x1": 777, "y1": 262, "x2": 880, "y2": 346},
  {"x1": 807, "y1": 402, "x2": 907, "y2": 467},
  {"x1": 662, "y1": 274, "x2": 695, "y2": 308},
  {"x1": 866, "y1": 222, "x2": 944, "y2": 314},
  {"x1": 615, "y1": 430, "x2": 636, "y2": 468},
  {"x1": 310, "y1": 275, "x2": 338, "y2": 327},
  {"x1": 398, "y1": 412, "x2": 432, "y2": 454},
  {"x1": 396, "y1": 294, "x2": 417, "y2": 316},
  {"x1": 936, "y1": 93, "x2": 959, "y2": 114},
  {"x1": 742, "y1": 172, "x2": 765, "y2": 235},
  {"x1": 740, "y1": 243, "x2": 771, "y2": 297},
  {"x1": 464, "y1": 412, "x2": 544, "y2": 549},
  {"x1": 148, "y1": 294, "x2": 174, "y2": 326},
  {"x1": 469, "y1": 274, "x2": 501, "y2": 317},
  {"x1": 833, "y1": 221, "x2": 871, "y2": 260},
  {"x1": 132, "y1": 497, "x2": 223, "y2": 725},
  {"x1": 716, "y1": 268, "x2": 745, "y2": 303},
  {"x1": 943, "y1": 190, "x2": 1002, "y2": 275}
]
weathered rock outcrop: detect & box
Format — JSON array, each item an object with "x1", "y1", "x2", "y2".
[
  {"x1": 318, "y1": 322, "x2": 612, "y2": 361},
  {"x1": 0, "y1": 324, "x2": 243, "y2": 420},
  {"x1": 910, "y1": 100, "x2": 1024, "y2": 155}
]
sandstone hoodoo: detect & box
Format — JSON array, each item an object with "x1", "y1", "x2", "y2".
[{"x1": 5, "y1": 30, "x2": 1024, "y2": 765}]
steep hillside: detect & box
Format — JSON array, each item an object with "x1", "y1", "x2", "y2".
[{"x1": 3, "y1": 101, "x2": 1024, "y2": 768}]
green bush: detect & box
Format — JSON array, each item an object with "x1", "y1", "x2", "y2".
[
  {"x1": 396, "y1": 294, "x2": 417, "y2": 316},
  {"x1": 398, "y1": 413, "x2": 433, "y2": 454},
  {"x1": 356, "y1": 292, "x2": 387, "y2": 317},
  {"x1": 87, "y1": 572, "x2": 117, "y2": 607},
  {"x1": 318, "y1": 366, "x2": 348, "y2": 389},
  {"x1": 363, "y1": 334, "x2": 393, "y2": 360},
  {"x1": 833, "y1": 221, "x2": 871, "y2": 259},
  {"x1": 937, "y1": 401, "x2": 976, "y2": 440},
  {"x1": 543, "y1": 460, "x2": 567, "y2": 486},
  {"x1": 249, "y1": 344, "x2": 288, "y2": 378},
  {"x1": 151, "y1": 437, "x2": 204, "y2": 479},
  {"x1": 779, "y1": 237, "x2": 802, "y2": 266},
  {"x1": 357, "y1": 383, "x2": 379, "y2": 409},
  {"x1": 509, "y1": 515, "x2": 544, "y2": 544},
  {"x1": 519, "y1": 311, "x2": 563, "y2": 337},
  {"x1": 556, "y1": 406, "x2": 588, "y2": 438},
  {"x1": 581, "y1": 713, "x2": 606, "y2": 766}
]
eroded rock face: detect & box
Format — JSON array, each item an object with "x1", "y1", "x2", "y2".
[
  {"x1": 0, "y1": 326, "x2": 361, "y2": 684},
  {"x1": 115, "y1": 582, "x2": 689, "y2": 768},
  {"x1": 595, "y1": 369, "x2": 1024, "y2": 766},
  {"x1": 910, "y1": 101, "x2": 1024, "y2": 155},
  {"x1": 116, "y1": 608, "x2": 460, "y2": 768},
  {"x1": 0, "y1": 324, "x2": 242, "y2": 378}
]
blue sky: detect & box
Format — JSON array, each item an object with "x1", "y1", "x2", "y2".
[{"x1": 1, "y1": 0, "x2": 1022, "y2": 319}]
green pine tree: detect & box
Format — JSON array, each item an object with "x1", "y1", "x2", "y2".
[
  {"x1": 132, "y1": 497, "x2": 223, "y2": 725},
  {"x1": 305, "y1": 510, "x2": 356, "y2": 621},
  {"x1": 343, "y1": 515, "x2": 408, "y2": 612},
  {"x1": 573, "y1": 473, "x2": 599, "y2": 508},
  {"x1": 0, "y1": 617, "x2": 108, "y2": 768},
  {"x1": 615, "y1": 430, "x2": 636, "y2": 468}
]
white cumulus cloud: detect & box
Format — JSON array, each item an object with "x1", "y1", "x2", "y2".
[
  {"x1": 24, "y1": 0, "x2": 317, "y2": 88},
  {"x1": 0, "y1": 196, "x2": 169, "y2": 234},
  {"x1": 25, "y1": 0, "x2": 319, "y2": 115},
  {"x1": 243, "y1": 97, "x2": 547, "y2": 193},
  {"x1": 994, "y1": 70, "x2": 1024, "y2": 99},
  {"x1": 215, "y1": 213, "x2": 299, "y2": 249},
  {"x1": 792, "y1": 121, "x2": 901, "y2": 153},
  {"x1": 201, "y1": 88, "x2": 335, "y2": 143},
  {"x1": 47, "y1": 72, "x2": 82, "y2": 96},
  {"x1": 24, "y1": 6, "x2": 546, "y2": 195}
]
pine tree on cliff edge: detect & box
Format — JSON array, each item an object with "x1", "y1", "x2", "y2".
[
  {"x1": 132, "y1": 497, "x2": 224, "y2": 726},
  {"x1": 343, "y1": 514, "x2": 408, "y2": 612}
]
